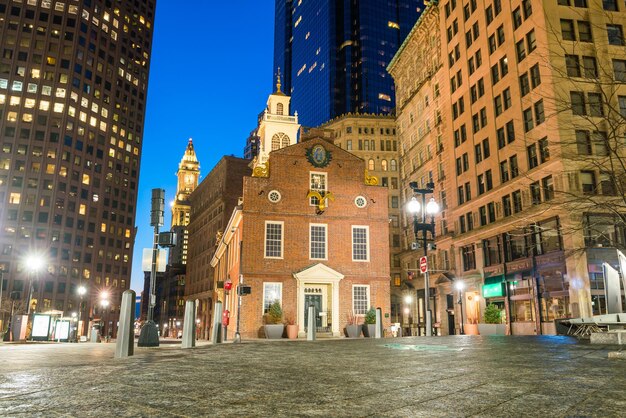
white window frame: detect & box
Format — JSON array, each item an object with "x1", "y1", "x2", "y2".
[
  {"x1": 309, "y1": 223, "x2": 328, "y2": 260},
  {"x1": 309, "y1": 171, "x2": 328, "y2": 206},
  {"x1": 264, "y1": 220, "x2": 284, "y2": 259},
  {"x1": 262, "y1": 282, "x2": 283, "y2": 314},
  {"x1": 351, "y1": 225, "x2": 370, "y2": 262},
  {"x1": 352, "y1": 284, "x2": 370, "y2": 315}
]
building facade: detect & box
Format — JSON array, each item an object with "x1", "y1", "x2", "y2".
[
  {"x1": 185, "y1": 156, "x2": 250, "y2": 339},
  {"x1": 0, "y1": 0, "x2": 156, "y2": 336},
  {"x1": 213, "y1": 135, "x2": 391, "y2": 339},
  {"x1": 390, "y1": 0, "x2": 626, "y2": 335},
  {"x1": 320, "y1": 114, "x2": 404, "y2": 323},
  {"x1": 273, "y1": 0, "x2": 425, "y2": 127}
]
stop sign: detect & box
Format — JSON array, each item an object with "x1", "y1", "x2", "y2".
[{"x1": 419, "y1": 256, "x2": 428, "y2": 273}]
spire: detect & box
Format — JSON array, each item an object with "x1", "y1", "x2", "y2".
[
  {"x1": 276, "y1": 68, "x2": 282, "y2": 93},
  {"x1": 181, "y1": 137, "x2": 198, "y2": 165}
]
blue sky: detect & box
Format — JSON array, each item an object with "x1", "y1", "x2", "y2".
[{"x1": 131, "y1": 1, "x2": 275, "y2": 291}]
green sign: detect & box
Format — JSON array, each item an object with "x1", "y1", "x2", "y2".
[{"x1": 483, "y1": 282, "x2": 504, "y2": 298}]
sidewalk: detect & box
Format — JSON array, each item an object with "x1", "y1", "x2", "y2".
[{"x1": 1, "y1": 336, "x2": 625, "y2": 417}]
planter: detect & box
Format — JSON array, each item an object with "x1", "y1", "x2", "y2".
[
  {"x1": 345, "y1": 324, "x2": 361, "y2": 338},
  {"x1": 264, "y1": 324, "x2": 285, "y2": 339},
  {"x1": 362, "y1": 324, "x2": 376, "y2": 338},
  {"x1": 286, "y1": 324, "x2": 298, "y2": 339},
  {"x1": 478, "y1": 323, "x2": 506, "y2": 335},
  {"x1": 464, "y1": 324, "x2": 479, "y2": 335}
]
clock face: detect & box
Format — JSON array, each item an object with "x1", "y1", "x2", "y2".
[{"x1": 184, "y1": 174, "x2": 194, "y2": 185}]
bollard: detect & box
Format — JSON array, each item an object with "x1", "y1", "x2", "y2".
[
  {"x1": 115, "y1": 290, "x2": 135, "y2": 358},
  {"x1": 182, "y1": 300, "x2": 196, "y2": 349},
  {"x1": 375, "y1": 308, "x2": 383, "y2": 339},
  {"x1": 307, "y1": 305, "x2": 316, "y2": 341},
  {"x1": 211, "y1": 301, "x2": 223, "y2": 344}
]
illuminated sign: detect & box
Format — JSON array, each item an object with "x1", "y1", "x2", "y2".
[
  {"x1": 32, "y1": 314, "x2": 51, "y2": 339},
  {"x1": 56, "y1": 320, "x2": 70, "y2": 341},
  {"x1": 482, "y1": 283, "x2": 505, "y2": 298}
]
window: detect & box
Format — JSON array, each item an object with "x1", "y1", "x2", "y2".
[
  {"x1": 352, "y1": 285, "x2": 370, "y2": 315},
  {"x1": 502, "y1": 195, "x2": 512, "y2": 217},
  {"x1": 483, "y1": 139, "x2": 491, "y2": 158},
  {"x1": 510, "y1": 155, "x2": 519, "y2": 178},
  {"x1": 526, "y1": 30, "x2": 536, "y2": 52},
  {"x1": 614, "y1": 59, "x2": 626, "y2": 81},
  {"x1": 522, "y1": 0, "x2": 532, "y2": 17},
  {"x1": 582, "y1": 56, "x2": 598, "y2": 78},
  {"x1": 310, "y1": 224, "x2": 327, "y2": 260},
  {"x1": 588, "y1": 93, "x2": 604, "y2": 116},
  {"x1": 352, "y1": 226, "x2": 369, "y2": 261},
  {"x1": 512, "y1": 190, "x2": 522, "y2": 213},
  {"x1": 570, "y1": 92, "x2": 586, "y2": 115},
  {"x1": 539, "y1": 138, "x2": 550, "y2": 162},
  {"x1": 607, "y1": 25, "x2": 624, "y2": 45},
  {"x1": 566, "y1": 55, "x2": 581, "y2": 77},
  {"x1": 581, "y1": 171, "x2": 596, "y2": 194},
  {"x1": 619, "y1": 96, "x2": 626, "y2": 117},
  {"x1": 500, "y1": 160, "x2": 509, "y2": 182},
  {"x1": 530, "y1": 64, "x2": 541, "y2": 87},
  {"x1": 516, "y1": 40, "x2": 526, "y2": 62},
  {"x1": 263, "y1": 282, "x2": 282, "y2": 313},
  {"x1": 584, "y1": 214, "x2": 626, "y2": 247},
  {"x1": 542, "y1": 176, "x2": 554, "y2": 201},
  {"x1": 530, "y1": 181, "x2": 541, "y2": 205},
  {"x1": 461, "y1": 245, "x2": 476, "y2": 271},
  {"x1": 578, "y1": 21, "x2": 592, "y2": 42},
  {"x1": 603, "y1": 0, "x2": 618, "y2": 10},
  {"x1": 576, "y1": 130, "x2": 592, "y2": 155},
  {"x1": 534, "y1": 100, "x2": 545, "y2": 125},
  {"x1": 561, "y1": 20, "x2": 575, "y2": 40},
  {"x1": 599, "y1": 172, "x2": 616, "y2": 195},
  {"x1": 523, "y1": 108, "x2": 534, "y2": 132},
  {"x1": 520, "y1": 73, "x2": 530, "y2": 96},
  {"x1": 264, "y1": 221, "x2": 283, "y2": 258},
  {"x1": 309, "y1": 172, "x2": 327, "y2": 205},
  {"x1": 513, "y1": 7, "x2": 522, "y2": 29},
  {"x1": 527, "y1": 144, "x2": 538, "y2": 169}
]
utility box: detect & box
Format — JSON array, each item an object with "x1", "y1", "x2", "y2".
[
  {"x1": 237, "y1": 285, "x2": 252, "y2": 296},
  {"x1": 158, "y1": 231, "x2": 176, "y2": 247}
]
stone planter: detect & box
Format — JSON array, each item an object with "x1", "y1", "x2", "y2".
[
  {"x1": 478, "y1": 323, "x2": 506, "y2": 335},
  {"x1": 464, "y1": 324, "x2": 479, "y2": 335},
  {"x1": 264, "y1": 324, "x2": 285, "y2": 339},
  {"x1": 345, "y1": 324, "x2": 361, "y2": 338},
  {"x1": 362, "y1": 324, "x2": 376, "y2": 338},
  {"x1": 286, "y1": 324, "x2": 298, "y2": 339}
]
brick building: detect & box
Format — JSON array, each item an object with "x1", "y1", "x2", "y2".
[
  {"x1": 185, "y1": 156, "x2": 250, "y2": 339},
  {"x1": 214, "y1": 135, "x2": 391, "y2": 338}
]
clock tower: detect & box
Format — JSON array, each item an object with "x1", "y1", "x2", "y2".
[
  {"x1": 253, "y1": 70, "x2": 301, "y2": 170},
  {"x1": 170, "y1": 138, "x2": 200, "y2": 266}
]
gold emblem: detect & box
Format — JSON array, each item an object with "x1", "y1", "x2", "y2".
[
  {"x1": 307, "y1": 190, "x2": 335, "y2": 214},
  {"x1": 252, "y1": 161, "x2": 270, "y2": 178},
  {"x1": 365, "y1": 170, "x2": 379, "y2": 186}
]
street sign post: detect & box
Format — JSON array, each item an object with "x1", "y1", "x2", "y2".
[{"x1": 419, "y1": 256, "x2": 428, "y2": 274}]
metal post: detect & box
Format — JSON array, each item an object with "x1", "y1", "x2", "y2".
[
  {"x1": 212, "y1": 301, "x2": 223, "y2": 344},
  {"x1": 307, "y1": 305, "x2": 316, "y2": 341},
  {"x1": 0, "y1": 271, "x2": 3, "y2": 332},
  {"x1": 182, "y1": 300, "x2": 196, "y2": 349},
  {"x1": 420, "y1": 193, "x2": 432, "y2": 337},
  {"x1": 458, "y1": 290, "x2": 465, "y2": 335},
  {"x1": 115, "y1": 290, "x2": 136, "y2": 358},
  {"x1": 234, "y1": 237, "x2": 244, "y2": 344}
]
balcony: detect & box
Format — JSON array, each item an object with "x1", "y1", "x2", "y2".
[{"x1": 264, "y1": 113, "x2": 298, "y2": 124}]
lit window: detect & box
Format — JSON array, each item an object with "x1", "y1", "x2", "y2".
[
  {"x1": 39, "y1": 101, "x2": 50, "y2": 111},
  {"x1": 9, "y1": 193, "x2": 21, "y2": 204},
  {"x1": 263, "y1": 282, "x2": 282, "y2": 313},
  {"x1": 265, "y1": 221, "x2": 283, "y2": 259},
  {"x1": 310, "y1": 172, "x2": 327, "y2": 206},
  {"x1": 54, "y1": 103, "x2": 64, "y2": 113},
  {"x1": 79, "y1": 204, "x2": 86, "y2": 215}
]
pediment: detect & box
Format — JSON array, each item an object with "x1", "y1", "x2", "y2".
[{"x1": 293, "y1": 263, "x2": 344, "y2": 283}]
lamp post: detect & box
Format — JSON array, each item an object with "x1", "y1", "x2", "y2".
[
  {"x1": 76, "y1": 285, "x2": 87, "y2": 342},
  {"x1": 100, "y1": 294, "x2": 110, "y2": 341},
  {"x1": 455, "y1": 281, "x2": 465, "y2": 335},
  {"x1": 407, "y1": 182, "x2": 439, "y2": 337},
  {"x1": 25, "y1": 254, "x2": 45, "y2": 315}
]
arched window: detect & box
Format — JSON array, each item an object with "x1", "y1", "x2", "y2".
[
  {"x1": 381, "y1": 159, "x2": 388, "y2": 171},
  {"x1": 271, "y1": 132, "x2": 290, "y2": 151},
  {"x1": 368, "y1": 159, "x2": 375, "y2": 171},
  {"x1": 276, "y1": 103, "x2": 284, "y2": 115},
  {"x1": 390, "y1": 159, "x2": 397, "y2": 171}
]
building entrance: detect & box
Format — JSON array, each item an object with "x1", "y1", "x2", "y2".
[{"x1": 304, "y1": 294, "x2": 322, "y2": 330}]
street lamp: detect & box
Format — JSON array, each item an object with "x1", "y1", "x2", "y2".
[
  {"x1": 76, "y1": 285, "x2": 87, "y2": 342},
  {"x1": 455, "y1": 281, "x2": 465, "y2": 335},
  {"x1": 407, "y1": 181, "x2": 439, "y2": 337},
  {"x1": 24, "y1": 254, "x2": 45, "y2": 315},
  {"x1": 100, "y1": 292, "x2": 110, "y2": 340}
]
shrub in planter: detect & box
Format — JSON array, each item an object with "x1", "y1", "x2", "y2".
[
  {"x1": 478, "y1": 303, "x2": 506, "y2": 335},
  {"x1": 362, "y1": 307, "x2": 377, "y2": 337},
  {"x1": 264, "y1": 301, "x2": 285, "y2": 339},
  {"x1": 483, "y1": 304, "x2": 501, "y2": 324},
  {"x1": 345, "y1": 311, "x2": 362, "y2": 338}
]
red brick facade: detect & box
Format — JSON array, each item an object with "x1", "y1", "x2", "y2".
[{"x1": 237, "y1": 136, "x2": 390, "y2": 338}]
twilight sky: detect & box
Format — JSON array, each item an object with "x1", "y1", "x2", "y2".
[{"x1": 131, "y1": 1, "x2": 275, "y2": 291}]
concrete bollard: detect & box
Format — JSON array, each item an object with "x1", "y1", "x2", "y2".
[
  {"x1": 211, "y1": 301, "x2": 223, "y2": 344},
  {"x1": 182, "y1": 300, "x2": 196, "y2": 349},
  {"x1": 115, "y1": 290, "x2": 135, "y2": 358},
  {"x1": 307, "y1": 305, "x2": 316, "y2": 341},
  {"x1": 375, "y1": 308, "x2": 382, "y2": 339}
]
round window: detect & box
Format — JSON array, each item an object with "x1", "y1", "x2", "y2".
[
  {"x1": 354, "y1": 196, "x2": 367, "y2": 208},
  {"x1": 268, "y1": 190, "x2": 282, "y2": 203}
]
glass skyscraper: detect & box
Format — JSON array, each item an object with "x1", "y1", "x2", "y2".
[{"x1": 273, "y1": 0, "x2": 424, "y2": 127}]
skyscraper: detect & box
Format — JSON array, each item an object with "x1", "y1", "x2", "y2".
[
  {"x1": 273, "y1": 0, "x2": 423, "y2": 127},
  {"x1": 0, "y1": 0, "x2": 156, "y2": 337}
]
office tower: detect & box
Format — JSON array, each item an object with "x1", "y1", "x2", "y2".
[
  {"x1": 273, "y1": 0, "x2": 424, "y2": 127},
  {"x1": 0, "y1": 0, "x2": 156, "y2": 337}
]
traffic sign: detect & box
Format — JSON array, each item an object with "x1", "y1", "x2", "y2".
[{"x1": 419, "y1": 256, "x2": 428, "y2": 273}]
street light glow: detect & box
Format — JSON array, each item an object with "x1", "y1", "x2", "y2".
[
  {"x1": 100, "y1": 291, "x2": 109, "y2": 300},
  {"x1": 77, "y1": 285, "x2": 87, "y2": 296},
  {"x1": 455, "y1": 281, "x2": 465, "y2": 291},
  {"x1": 25, "y1": 254, "x2": 45, "y2": 273},
  {"x1": 100, "y1": 299, "x2": 110, "y2": 308},
  {"x1": 425, "y1": 198, "x2": 440, "y2": 215},
  {"x1": 404, "y1": 295, "x2": 413, "y2": 304},
  {"x1": 407, "y1": 197, "x2": 420, "y2": 214}
]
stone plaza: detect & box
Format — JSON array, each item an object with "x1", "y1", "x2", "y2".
[{"x1": 0, "y1": 336, "x2": 625, "y2": 417}]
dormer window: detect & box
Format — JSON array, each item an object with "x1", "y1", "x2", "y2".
[{"x1": 276, "y1": 103, "x2": 284, "y2": 115}]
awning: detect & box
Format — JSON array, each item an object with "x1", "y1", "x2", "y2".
[{"x1": 483, "y1": 272, "x2": 505, "y2": 285}]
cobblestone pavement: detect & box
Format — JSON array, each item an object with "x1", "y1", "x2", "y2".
[{"x1": 0, "y1": 336, "x2": 624, "y2": 417}]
